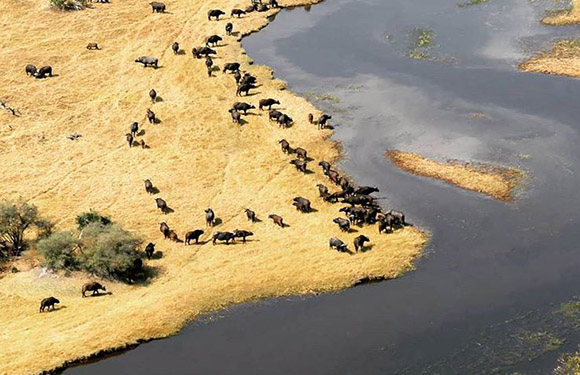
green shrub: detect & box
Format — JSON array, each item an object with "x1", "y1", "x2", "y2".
[
  {"x1": 76, "y1": 210, "x2": 111, "y2": 230},
  {"x1": 38, "y1": 231, "x2": 80, "y2": 271},
  {"x1": 50, "y1": 0, "x2": 89, "y2": 11},
  {"x1": 39, "y1": 221, "x2": 143, "y2": 282}
]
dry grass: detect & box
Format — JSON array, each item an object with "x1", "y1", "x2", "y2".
[
  {"x1": 519, "y1": 38, "x2": 580, "y2": 78},
  {"x1": 386, "y1": 150, "x2": 525, "y2": 202},
  {"x1": 0, "y1": 0, "x2": 428, "y2": 374},
  {"x1": 542, "y1": 0, "x2": 580, "y2": 26}
]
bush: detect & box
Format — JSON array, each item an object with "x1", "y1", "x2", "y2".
[
  {"x1": 76, "y1": 210, "x2": 111, "y2": 230},
  {"x1": 50, "y1": 0, "x2": 89, "y2": 11},
  {"x1": 39, "y1": 222, "x2": 143, "y2": 282},
  {"x1": 38, "y1": 231, "x2": 80, "y2": 271},
  {"x1": 0, "y1": 200, "x2": 52, "y2": 259},
  {"x1": 78, "y1": 223, "x2": 142, "y2": 280}
]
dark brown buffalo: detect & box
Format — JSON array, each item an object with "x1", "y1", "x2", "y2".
[
  {"x1": 333, "y1": 217, "x2": 350, "y2": 232},
  {"x1": 86, "y1": 43, "x2": 100, "y2": 50},
  {"x1": 82, "y1": 282, "x2": 106, "y2": 297},
  {"x1": 26, "y1": 64, "x2": 37, "y2": 76},
  {"x1": 292, "y1": 197, "x2": 311, "y2": 213},
  {"x1": 236, "y1": 83, "x2": 257, "y2": 97},
  {"x1": 225, "y1": 22, "x2": 233, "y2": 36},
  {"x1": 289, "y1": 159, "x2": 307, "y2": 173},
  {"x1": 146, "y1": 109, "x2": 156, "y2": 124},
  {"x1": 206, "y1": 35, "x2": 223, "y2": 47},
  {"x1": 353, "y1": 235, "x2": 370, "y2": 253},
  {"x1": 279, "y1": 139, "x2": 290, "y2": 153},
  {"x1": 319, "y1": 161, "x2": 331, "y2": 174},
  {"x1": 149, "y1": 1, "x2": 165, "y2": 12},
  {"x1": 145, "y1": 242, "x2": 155, "y2": 259},
  {"x1": 232, "y1": 102, "x2": 255, "y2": 114},
  {"x1": 205, "y1": 208, "x2": 215, "y2": 226},
  {"x1": 144, "y1": 179, "x2": 154, "y2": 194},
  {"x1": 171, "y1": 42, "x2": 179, "y2": 55},
  {"x1": 233, "y1": 229, "x2": 253, "y2": 242},
  {"x1": 168, "y1": 230, "x2": 179, "y2": 242},
  {"x1": 184, "y1": 229, "x2": 204, "y2": 245},
  {"x1": 269, "y1": 110, "x2": 282, "y2": 122},
  {"x1": 40, "y1": 297, "x2": 59, "y2": 312},
  {"x1": 212, "y1": 231, "x2": 235, "y2": 245},
  {"x1": 229, "y1": 108, "x2": 241, "y2": 124},
  {"x1": 231, "y1": 8, "x2": 246, "y2": 17},
  {"x1": 294, "y1": 147, "x2": 307, "y2": 160},
  {"x1": 160, "y1": 222, "x2": 170, "y2": 238},
  {"x1": 208, "y1": 9, "x2": 225, "y2": 20},
  {"x1": 316, "y1": 184, "x2": 329, "y2": 197},
  {"x1": 35, "y1": 66, "x2": 53, "y2": 79},
  {"x1": 329, "y1": 237, "x2": 348, "y2": 253},
  {"x1": 245, "y1": 209, "x2": 257, "y2": 222},
  {"x1": 130, "y1": 122, "x2": 139, "y2": 137},
  {"x1": 125, "y1": 133, "x2": 134, "y2": 147},
  {"x1": 155, "y1": 198, "x2": 168, "y2": 213},
  {"x1": 268, "y1": 214, "x2": 285, "y2": 228},
  {"x1": 149, "y1": 89, "x2": 157, "y2": 102},
  {"x1": 259, "y1": 98, "x2": 280, "y2": 111}
]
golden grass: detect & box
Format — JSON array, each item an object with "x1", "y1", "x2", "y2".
[
  {"x1": 519, "y1": 37, "x2": 580, "y2": 78},
  {"x1": 0, "y1": 0, "x2": 428, "y2": 374},
  {"x1": 542, "y1": 0, "x2": 580, "y2": 26},
  {"x1": 386, "y1": 150, "x2": 525, "y2": 202}
]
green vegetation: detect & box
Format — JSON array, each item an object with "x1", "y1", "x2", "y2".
[
  {"x1": 0, "y1": 200, "x2": 52, "y2": 260},
  {"x1": 301, "y1": 91, "x2": 341, "y2": 103},
  {"x1": 50, "y1": 0, "x2": 89, "y2": 11},
  {"x1": 559, "y1": 300, "x2": 580, "y2": 321},
  {"x1": 555, "y1": 351, "x2": 580, "y2": 375},
  {"x1": 407, "y1": 28, "x2": 435, "y2": 60},
  {"x1": 75, "y1": 209, "x2": 112, "y2": 230},
  {"x1": 39, "y1": 212, "x2": 143, "y2": 281}
]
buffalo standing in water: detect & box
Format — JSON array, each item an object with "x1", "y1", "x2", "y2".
[
  {"x1": 82, "y1": 282, "x2": 106, "y2": 297},
  {"x1": 39, "y1": 297, "x2": 60, "y2": 312},
  {"x1": 184, "y1": 229, "x2": 204, "y2": 245}
]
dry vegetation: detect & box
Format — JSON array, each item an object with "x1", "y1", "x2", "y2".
[
  {"x1": 386, "y1": 150, "x2": 525, "y2": 202},
  {"x1": 542, "y1": 0, "x2": 580, "y2": 26},
  {"x1": 0, "y1": 0, "x2": 428, "y2": 373}
]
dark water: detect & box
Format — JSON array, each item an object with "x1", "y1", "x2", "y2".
[{"x1": 66, "y1": 0, "x2": 580, "y2": 374}]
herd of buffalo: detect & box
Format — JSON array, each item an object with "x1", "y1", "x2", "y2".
[{"x1": 35, "y1": 0, "x2": 408, "y2": 313}]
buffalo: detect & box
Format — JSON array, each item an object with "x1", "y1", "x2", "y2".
[
  {"x1": 145, "y1": 242, "x2": 155, "y2": 259},
  {"x1": 208, "y1": 9, "x2": 225, "y2": 20},
  {"x1": 316, "y1": 184, "x2": 329, "y2": 197},
  {"x1": 126, "y1": 133, "x2": 134, "y2": 147},
  {"x1": 225, "y1": 22, "x2": 233, "y2": 36},
  {"x1": 289, "y1": 159, "x2": 307, "y2": 173},
  {"x1": 146, "y1": 109, "x2": 156, "y2": 124},
  {"x1": 149, "y1": 89, "x2": 157, "y2": 102},
  {"x1": 342, "y1": 194, "x2": 374, "y2": 207},
  {"x1": 135, "y1": 56, "x2": 158, "y2": 68},
  {"x1": 327, "y1": 170, "x2": 341, "y2": 185},
  {"x1": 245, "y1": 209, "x2": 257, "y2": 222},
  {"x1": 259, "y1": 98, "x2": 280, "y2": 111},
  {"x1": 355, "y1": 186, "x2": 379, "y2": 195},
  {"x1": 223, "y1": 62, "x2": 241, "y2": 73},
  {"x1": 205, "y1": 208, "x2": 215, "y2": 226},
  {"x1": 270, "y1": 0, "x2": 278, "y2": 7},
  {"x1": 232, "y1": 102, "x2": 255, "y2": 114},
  {"x1": 233, "y1": 229, "x2": 253, "y2": 242},
  {"x1": 185, "y1": 229, "x2": 204, "y2": 245},
  {"x1": 206, "y1": 35, "x2": 223, "y2": 47},
  {"x1": 86, "y1": 43, "x2": 100, "y2": 50},
  {"x1": 292, "y1": 197, "x2": 311, "y2": 213},
  {"x1": 160, "y1": 222, "x2": 170, "y2": 238},
  {"x1": 35, "y1": 66, "x2": 53, "y2": 79},
  {"x1": 268, "y1": 214, "x2": 285, "y2": 228},
  {"x1": 333, "y1": 217, "x2": 350, "y2": 232},
  {"x1": 192, "y1": 47, "x2": 216, "y2": 59},
  {"x1": 236, "y1": 83, "x2": 257, "y2": 97},
  {"x1": 155, "y1": 198, "x2": 168, "y2": 213},
  {"x1": 269, "y1": 109, "x2": 282, "y2": 122},
  {"x1": 40, "y1": 297, "x2": 59, "y2": 312},
  {"x1": 144, "y1": 179, "x2": 154, "y2": 194},
  {"x1": 233, "y1": 70, "x2": 242, "y2": 84},
  {"x1": 387, "y1": 210, "x2": 405, "y2": 227},
  {"x1": 130, "y1": 122, "x2": 139, "y2": 137},
  {"x1": 231, "y1": 8, "x2": 245, "y2": 17},
  {"x1": 205, "y1": 56, "x2": 213, "y2": 69},
  {"x1": 25, "y1": 64, "x2": 37, "y2": 76},
  {"x1": 319, "y1": 161, "x2": 331, "y2": 174},
  {"x1": 229, "y1": 108, "x2": 241, "y2": 124},
  {"x1": 329, "y1": 237, "x2": 348, "y2": 253},
  {"x1": 294, "y1": 147, "x2": 307, "y2": 160},
  {"x1": 277, "y1": 114, "x2": 293, "y2": 128},
  {"x1": 212, "y1": 231, "x2": 235, "y2": 245},
  {"x1": 82, "y1": 282, "x2": 106, "y2": 297},
  {"x1": 149, "y1": 1, "x2": 165, "y2": 12},
  {"x1": 353, "y1": 235, "x2": 370, "y2": 253},
  {"x1": 279, "y1": 139, "x2": 290, "y2": 153},
  {"x1": 168, "y1": 230, "x2": 179, "y2": 242},
  {"x1": 239, "y1": 73, "x2": 257, "y2": 86},
  {"x1": 171, "y1": 42, "x2": 179, "y2": 55}
]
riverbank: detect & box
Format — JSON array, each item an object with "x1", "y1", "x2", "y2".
[
  {"x1": 0, "y1": 0, "x2": 427, "y2": 374},
  {"x1": 386, "y1": 151, "x2": 525, "y2": 202},
  {"x1": 541, "y1": 0, "x2": 580, "y2": 26}
]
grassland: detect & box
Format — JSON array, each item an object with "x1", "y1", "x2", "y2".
[
  {"x1": 0, "y1": 0, "x2": 428, "y2": 374},
  {"x1": 386, "y1": 150, "x2": 525, "y2": 202},
  {"x1": 542, "y1": 0, "x2": 580, "y2": 26}
]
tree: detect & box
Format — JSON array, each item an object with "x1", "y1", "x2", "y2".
[
  {"x1": 38, "y1": 231, "x2": 80, "y2": 271},
  {"x1": 75, "y1": 210, "x2": 111, "y2": 230},
  {"x1": 0, "y1": 200, "x2": 49, "y2": 259}
]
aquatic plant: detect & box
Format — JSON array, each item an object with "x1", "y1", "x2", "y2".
[{"x1": 457, "y1": 0, "x2": 491, "y2": 8}]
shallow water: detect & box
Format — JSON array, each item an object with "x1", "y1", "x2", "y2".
[{"x1": 65, "y1": 0, "x2": 580, "y2": 374}]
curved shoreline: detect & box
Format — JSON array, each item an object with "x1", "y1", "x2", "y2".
[{"x1": 0, "y1": 0, "x2": 427, "y2": 374}]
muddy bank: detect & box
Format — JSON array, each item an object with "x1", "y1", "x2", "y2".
[
  {"x1": 386, "y1": 150, "x2": 525, "y2": 202},
  {"x1": 0, "y1": 0, "x2": 427, "y2": 374}
]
